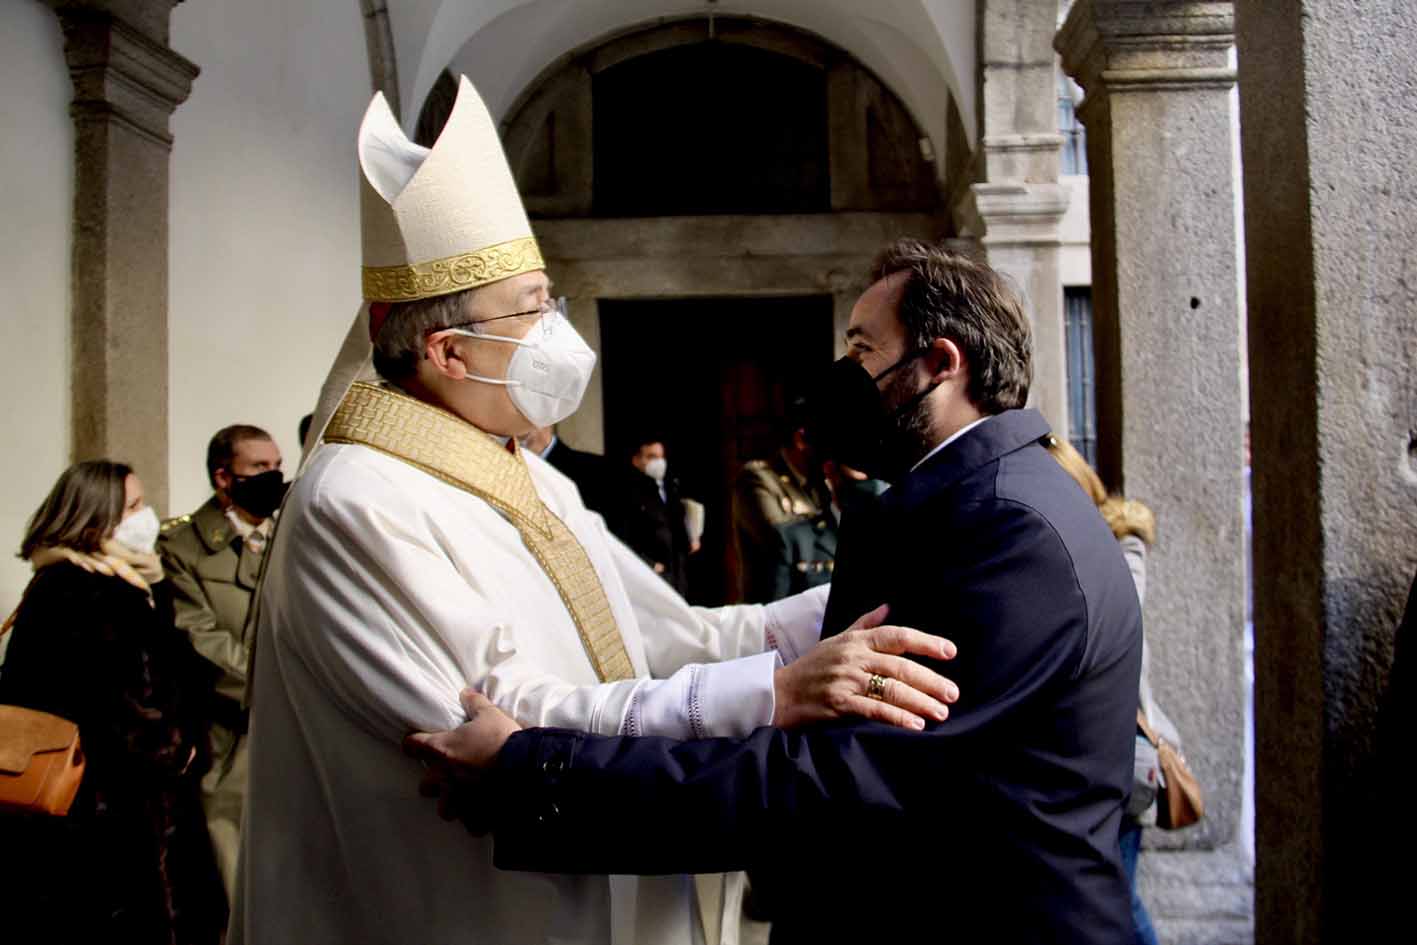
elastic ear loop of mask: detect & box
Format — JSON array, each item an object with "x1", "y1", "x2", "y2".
[{"x1": 444, "y1": 327, "x2": 534, "y2": 388}]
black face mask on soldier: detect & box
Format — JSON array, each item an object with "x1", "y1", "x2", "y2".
[
  {"x1": 809, "y1": 354, "x2": 939, "y2": 484},
  {"x1": 227, "y1": 469, "x2": 287, "y2": 520}
]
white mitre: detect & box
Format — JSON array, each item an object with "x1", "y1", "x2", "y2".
[
  {"x1": 360, "y1": 75, "x2": 543, "y2": 304},
  {"x1": 300, "y1": 76, "x2": 541, "y2": 465}
]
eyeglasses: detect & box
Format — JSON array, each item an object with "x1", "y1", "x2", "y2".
[{"x1": 432, "y1": 296, "x2": 568, "y2": 344}]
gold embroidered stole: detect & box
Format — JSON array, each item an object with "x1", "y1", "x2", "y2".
[{"x1": 324, "y1": 382, "x2": 635, "y2": 683}]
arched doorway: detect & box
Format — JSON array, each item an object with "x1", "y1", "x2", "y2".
[{"x1": 419, "y1": 18, "x2": 957, "y2": 601}]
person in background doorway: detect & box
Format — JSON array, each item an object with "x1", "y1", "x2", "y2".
[
  {"x1": 158, "y1": 423, "x2": 285, "y2": 901},
  {"x1": 0, "y1": 460, "x2": 225, "y2": 944},
  {"x1": 521, "y1": 425, "x2": 612, "y2": 516},
  {"x1": 608, "y1": 435, "x2": 698, "y2": 596},
  {"x1": 731, "y1": 399, "x2": 831, "y2": 603}
]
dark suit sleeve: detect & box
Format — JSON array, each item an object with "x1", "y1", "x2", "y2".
[
  {"x1": 492, "y1": 720, "x2": 940, "y2": 875},
  {"x1": 490, "y1": 499, "x2": 1094, "y2": 875}
]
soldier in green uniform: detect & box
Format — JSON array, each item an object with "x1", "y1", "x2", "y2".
[
  {"x1": 730, "y1": 404, "x2": 831, "y2": 603},
  {"x1": 158, "y1": 424, "x2": 285, "y2": 900},
  {"x1": 767, "y1": 512, "x2": 838, "y2": 599}
]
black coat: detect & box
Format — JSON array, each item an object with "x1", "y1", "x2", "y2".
[
  {"x1": 606, "y1": 469, "x2": 692, "y2": 597},
  {"x1": 487, "y1": 409, "x2": 1142, "y2": 943},
  {"x1": 0, "y1": 563, "x2": 225, "y2": 945},
  {"x1": 542, "y1": 438, "x2": 611, "y2": 516}
]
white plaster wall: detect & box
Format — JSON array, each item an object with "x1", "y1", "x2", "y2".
[
  {"x1": 168, "y1": 0, "x2": 369, "y2": 516},
  {"x1": 0, "y1": 2, "x2": 72, "y2": 615},
  {"x1": 1059, "y1": 175, "x2": 1092, "y2": 287}
]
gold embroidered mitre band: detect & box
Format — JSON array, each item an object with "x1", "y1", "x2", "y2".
[
  {"x1": 323, "y1": 382, "x2": 635, "y2": 683},
  {"x1": 362, "y1": 237, "x2": 545, "y2": 303}
]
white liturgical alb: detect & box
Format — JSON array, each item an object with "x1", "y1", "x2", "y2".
[{"x1": 232, "y1": 434, "x2": 826, "y2": 945}]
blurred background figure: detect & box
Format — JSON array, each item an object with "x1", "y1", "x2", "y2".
[
  {"x1": 1045, "y1": 434, "x2": 1178, "y2": 945},
  {"x1": 608, "y1": 434, "x2": 699, "y2": 597},
  {"x1": 158, "y1": 423, "x2": 284, "y2": 901},
  {"x1": 731, "y1": 398, "x2": 830, "y2": 603},
  {"x1": 522, "y1": 425, "x2": 612, "y2": 517},
  {"x1": 0, "y1": 460, "x2": 225, "y2": 944},
  {"x1": 761, "y1": 459, "x2": 885, "y2": 603}
]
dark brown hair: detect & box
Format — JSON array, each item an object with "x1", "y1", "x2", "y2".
[
  {"x1": 19, "y1": 460, "x2": 132, "y2": 559},
  {"x1": 869, "y1": 238, "x2": 1033, "y2": 414},
  {"x1": 207, "y1": 424, "x2": 273, "y2": 488}
]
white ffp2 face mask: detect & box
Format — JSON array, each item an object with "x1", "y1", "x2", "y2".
[
  {"x1": 644, "y1": 458, "x2": 668, "y2": 482},
  {"x1": 113, "y1": 506, "x2": 160, "y2": 555},
  {"x1": 449, "y1": 304, "x2": 597, "y2": 429}
]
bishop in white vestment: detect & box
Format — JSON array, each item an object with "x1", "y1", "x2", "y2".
[{"x1": 233, "y1": 75, "x2": 954, "y2": 945}]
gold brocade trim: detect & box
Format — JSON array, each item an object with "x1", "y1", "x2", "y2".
[
  {"x1": 324, "y1": 382, "x2": 635, "y2": 683},
  {"x1": 362, "y1": 237, "x2": 545, "y2": 302}
]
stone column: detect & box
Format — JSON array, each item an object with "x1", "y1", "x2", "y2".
[
  {"x1": 359, "y1": 0, "x2": 400, "y2": 119},
  {"x1": 1235, "y1": 3, "x2": 1417, "y2": 942},
  {"x1": 965, "y1": 0, "x2": 1071, "y2": 440},
  {"x1": 1058, "y1": 2, "x2": 1252, "y2": 941},
  {"x1": 966, "y1": 181, "x2": 1070, "y2": 438},
  {"x1": 46, "y1": 1, "x2": 197, "y2": 512}
]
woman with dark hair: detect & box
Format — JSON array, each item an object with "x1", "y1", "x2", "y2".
[{"x1": 0, "y1": 460, "x2": 225, "y2": 945}]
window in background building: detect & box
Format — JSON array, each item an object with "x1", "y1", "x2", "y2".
[
  {"x1": 1065, "y1": 287, "x2": 1098, "y2": 465},
  {"x1": 1058, "y1": 71, "x2": 1087, "y2": 176}
]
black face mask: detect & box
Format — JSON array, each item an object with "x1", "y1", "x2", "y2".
[
  {"x1": 805, "y1": 355, "x2": 936, "y2": 484},
  {"x1": 836, "y1": 476, "x2": 887, "y2": 515},
  {"x1": 228, "y1": 469, "x2": 287, "y2": 520}
]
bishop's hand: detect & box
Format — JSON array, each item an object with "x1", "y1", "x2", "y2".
[{"x1": 771, "y1": 603, "x2": 960, "y2": 731}]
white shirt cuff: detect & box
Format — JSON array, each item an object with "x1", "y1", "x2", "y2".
[
  {"x1": 762, "y1": 584, "x2": 829, "y2": 663},
  {"x1": 621, "y1": 651, "x2": 779, "y2": 740}
]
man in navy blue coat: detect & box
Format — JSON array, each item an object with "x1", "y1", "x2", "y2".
[{"x1": 407, "y1": 241, "x2": 1143, "y2": 943}]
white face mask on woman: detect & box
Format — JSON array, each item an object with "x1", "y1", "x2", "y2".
[
  {"x1": 113, "y1": 506, "x2": 161, "y2": 555},
  {"x1": 448, "y1": 298, "x2": 597, "y2": 429}
]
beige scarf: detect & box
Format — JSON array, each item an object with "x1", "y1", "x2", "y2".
[{"x1": 29, "y1": 539, "x2": 165, "y2": 604}]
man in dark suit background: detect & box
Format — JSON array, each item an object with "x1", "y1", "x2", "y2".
[
  {"x1": 407, "y1": 241, "x2": 1143, "y2": 943},
  {"x1": 521, "y1": 425, "x2": 611, "y2": 516},
  {"x1": 605, "y1": 434, "x2": 696, "y2": 596}
]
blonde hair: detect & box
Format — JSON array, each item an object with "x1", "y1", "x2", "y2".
[
  {"x1": 1043, "y1": 435, "x2": 1107, "y2": 506},
  {"x1": 1043, "y1": 435, "x2": 1156, "y2": 545}
]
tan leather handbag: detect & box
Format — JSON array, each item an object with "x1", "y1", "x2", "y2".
[
  {"x1": 0, "y1": 600, "x2": 88, "y2": 816},
  {"x1": 1137, "y1": 708, "x2": 1204, "y2": 830}
]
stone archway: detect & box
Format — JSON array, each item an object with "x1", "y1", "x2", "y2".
[
  {"x1": 456, "y1": 17, "x2": 958, "y2": 603},
  {"x1": 465, "y1": 17, "x2": 960, "y2": 457}
]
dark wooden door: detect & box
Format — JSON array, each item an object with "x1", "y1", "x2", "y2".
[{"x1": 599, "y1": 296, "x2": 834, "y2": 604}]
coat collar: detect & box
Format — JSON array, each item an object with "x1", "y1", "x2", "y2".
[{"x1": 887, "y1": 408, "x2": 1052, "y2": 508}]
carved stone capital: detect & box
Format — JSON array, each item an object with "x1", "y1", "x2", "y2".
[
  {"x1": 45, "y1": 0, "x2": 185, "y2": 43},
  {"x1": 1057, "y1": 0, "x2": 1235, "y2": 104},
  {"x1": 958, "y1": 182, "x2": 1070, "y2": 248},
  {"x1": 47, "y1": 5, "x2": 198, "y2": 147}
]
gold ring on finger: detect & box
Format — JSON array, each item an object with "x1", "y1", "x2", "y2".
[{"x1": 866, "y1": 673, "x2": 888, "y2": 701}]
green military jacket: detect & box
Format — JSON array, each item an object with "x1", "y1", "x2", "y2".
[
  {"x1": 158, "y1": 495, "x2": 262, "y2": 707},
  {"x1": 768, "y1": 511, "x2": 839, "y2": 600},
  {"x1": 731, "y1": 451, "x2": 829, "y2": 602}
]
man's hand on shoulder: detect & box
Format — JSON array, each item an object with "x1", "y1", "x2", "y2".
[
  {"x1": 772, "y1": 603, "x2": 960, "y2": 731},
  {"x1": 404, "y1": 689, "x2": 522, "y2": 831}
]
